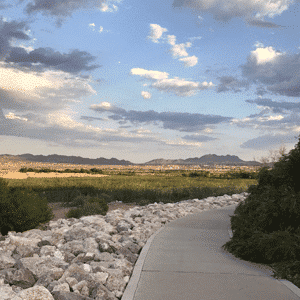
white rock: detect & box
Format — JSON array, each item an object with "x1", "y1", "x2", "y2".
[{"x1": 0, "y1": 192, "x2": 248, "y2": 300}]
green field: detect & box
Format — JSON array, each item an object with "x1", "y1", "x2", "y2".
[{"x1": 5, "y1": 168, "x2": 257, "y2": 206}]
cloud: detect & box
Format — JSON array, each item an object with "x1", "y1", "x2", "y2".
[
  {"x1": 131, "y1": 68, "x2": 213, "y2": 97},
  {"x1": 0, "y1": 61, "x2": 159, "y2": 150},
  {"x1": 99, "y1": 2, "x2": 119, "y2": 12},
  {"x1": 250, "y1": 46, "x2": 282, "y2": 64},
  {"x1": 80, "y1": 116, "x2": 104, "y2": 122},
  {"x1": 0, "y1": 65, "x2": 97, "y2": 112},
  {"x1": 182, "y1": 134, "x2": 217, "y2": 142},
  {"x1": 246, "y1": 98, "x2": 300, "y2": 114},
  {"x1": 5, "y1": 112, "x2": 28, "y2": 122},
  {"x1": 90, "y1": 102, "x2": 231, "y2": 132},
  {"x1": 0, "y1": 107, "x2": 166, "y2": 150},
  {"x1": 90, "y1": 102, "x2": 125, "y2": 114},
  {"x1": 178, "y1": 56, "x2": 198, "y2": 67},
  {"x1": 246, "y1": 18, "x2": 283, "y2": 28},
  {"x1": 241, "y1": 46, "x2": 300, "y2": 97},
  {"x1": 4, "y1": 47, "x2": 100, "y2": 74},
  {"x1": 188, "y1": 36, "x2": 202, "y2": 41},
  {"x1": 152, "y1": 77, "x2": 214, "y2": 97},
  {"x1": 167, "y1": 35, "x2": 191, "y2": 57},
  {"x1": 0, "y1": 18, "x2": 100, "y2": 75},
  {"x1": 240, "y1": 134, "x2": 297, "y2": 149},
  {"x1": 24, "y1": 0, "x2": 121, "y2": 26},
  {"x1": 148, "y1": 24, "x2": 198, "y2": 67},
  {"x1": 147, "y1": 24, "x2": 168, "y2": 43},
  {"x1": 0, "y1": 18, "x2": 31, "y2": 60},
  {"x1": 130, "y1": 68, "x2": 169, "y2": 80},
  {"x1": 89, "y1": 23, "x2": 96, "y2": 31},
  {"x1": 216, "y1": 76, "x2": 250, "y2": 93},
  {"x1": 130, "y1": 128, "x2": 153, "y2": 135},
  {"x1": 172, "y1": 0, "x2": 292, "y2": 25},
  {"x1": 232, "y1": 97, "x2": 300, "y2": 135},
  {"x1": 0, "y1": 91, "x2": 171, "y2": 153},
  {"x1": 141, "y1": 91, "x2": 152, "y2": 99}
]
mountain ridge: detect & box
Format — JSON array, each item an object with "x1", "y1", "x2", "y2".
[
  {"x1": 143, "y1": 154, "x2": 260, "y2": 166},
  {"x1": 0, "y1": 153, "x2": 261, "y2": 166}
]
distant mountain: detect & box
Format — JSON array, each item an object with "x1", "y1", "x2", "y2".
[
  {"x1": 0, "y1": 153, "x2": 261, "y2": 166},
  {"x1": 7, "y1": 154, "x2": 133, "y2": 166},
  {"x1": 143, "y1": 154, "x2": 261, "y2": 166}
]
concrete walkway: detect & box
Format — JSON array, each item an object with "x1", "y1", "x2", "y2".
[{"x1": 122, "y1": 204, "x2": 300, "y2": 300}]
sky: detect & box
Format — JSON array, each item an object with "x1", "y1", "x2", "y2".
[{"x1": 0, "y1": 0, "x2": 300, "y2": 164}]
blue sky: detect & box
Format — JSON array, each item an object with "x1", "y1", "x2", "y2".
[{"x1": 0, "y1": 0, "x2": 300, "y2": 163}]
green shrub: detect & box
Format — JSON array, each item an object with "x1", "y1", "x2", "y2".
[
  {"x1": 188, "y1": 171, "x2": 210, "y2": 177},
  {"x1": 65, "y1": 194, "x2": 108, "y2": 219},
  {"x1": 0, "y1": 178, "x2": 54, "y2": 236},
  {"x1": 90, "y1": 168, "x2": 103, "y2": 174},
  {"x1": 64, "y1": 194, "x2": 87, "y2": 207},
  {"x1": 222, "y1": 135, "x2": 300, "y2": 286}
]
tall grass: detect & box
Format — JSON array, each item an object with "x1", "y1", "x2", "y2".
[{"x1": 5, "y1": 171, "x2": 256, "y2": 206}]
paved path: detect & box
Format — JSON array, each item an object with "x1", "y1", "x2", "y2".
[{"x1": 122, "y1": 204, "x2": 300, "y2": 300}]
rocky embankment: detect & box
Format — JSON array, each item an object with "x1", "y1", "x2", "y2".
[{"x1": 0, "y1": 192, "x2": 249, "y2": 300}]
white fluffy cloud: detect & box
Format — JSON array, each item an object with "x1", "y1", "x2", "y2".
[
  {"x1": 169, "y1": 42, "x2": 191, "y2": 57},
  {"x1": 250, "y1": 46, "x2": 283, "y2": 64},
  {"x1": 179, "y1": 55, "x2": 198, "y2": 67},
  {"x1": 141, "y1": 91, "x2": 152, "y2": 99},
  {"x1": 167, "y1": 35, "x2": 191, "y2": 57},
  {"x1": 148, "y1": 24, "x2": 168, "y2": 43},
  {"x1": 131, "y1": 68, "x2": 214, "y2": 97},
  {"x1": 148, "y1": 24, "x2": 198, "y2": 67},
  {"x1": 130, "y1": 68, "x2": 169, "y2": 80}
]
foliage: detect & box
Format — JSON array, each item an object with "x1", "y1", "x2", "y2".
[
  {"x1": 65, "y1": 194, "x2": 108, "y2": 219},
  {"x1": 181, "y1": 170, "x2": 258, "y2": 179},
  {"x1": 221, "y1": 170, "x2": 258, "y2": 179},
  {"x1": 19, "y1": 167, "x2": 103, "y2": 174},
  {"x1": 6, "y1": 173, "x2": 256, "y2": 205},
  {"x1": 222, "y1": 135, "x2": 300, "y2": 288},
  {"x1": 184, "y1": 171, "x2": 210, "y2": 177},
  {"x1": 0, "y1": 178, "x2": 54, "y2": 236}
]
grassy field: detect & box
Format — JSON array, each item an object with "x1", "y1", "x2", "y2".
[{"x1": 4, "y1": 167, "x2": 257, "y2": 206}]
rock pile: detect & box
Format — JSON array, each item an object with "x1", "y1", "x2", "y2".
[{"x1": 0, "y1": 192, "x2": 248, "y2": 300}]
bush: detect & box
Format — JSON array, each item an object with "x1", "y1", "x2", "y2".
[
  {"x1": 0, "y1": 178, "x2": 54, "y2": 236},
  {"x1": 188, "y1": 171, "x2": 210, "y2": 178},
  {"x1": 222, "y1": 135, "x2": 300, "y2": 286},
  {"x1": 90, "y1": 168, "x2": 103, "y2": 174},
  {"x1": 65, "y1": 194, "x2": 108, "y2": 219}
]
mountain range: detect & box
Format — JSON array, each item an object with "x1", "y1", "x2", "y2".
[
  {"x1": 0, "y1": 153, "x2": 261, "y2": 166},
  {"x1": 142, "y1": 154, "x2": 260, "y2": 166}
]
